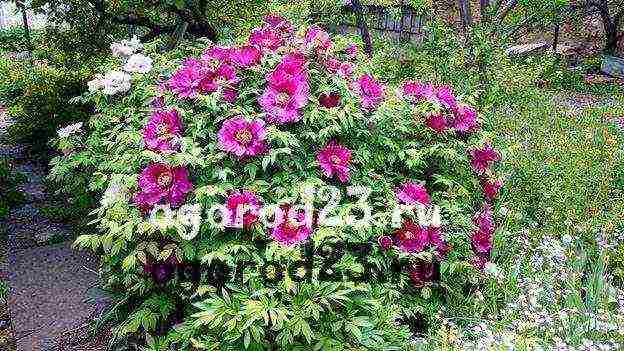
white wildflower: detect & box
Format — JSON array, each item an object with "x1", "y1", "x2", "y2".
[
  {"x1": 123, "y1": 53, "x2": 153, "y2": 74},
  {"x1": 177, "y1": 204, "x2": 202, "y2": 240},
  {"x1": 149, "y1": 204, "x2": 176, "y2": 232}
]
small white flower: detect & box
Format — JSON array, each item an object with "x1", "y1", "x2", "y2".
[
  {"x1": 101, "y1": 182, "x2": 126, "y2": 208},
  {"x1": 561, "y1": 234, "x2": 573, "y2": 246},
  {"x1": 123, "y1": 53, "x2": 153, "y2": 74}
]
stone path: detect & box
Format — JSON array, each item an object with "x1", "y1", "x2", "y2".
[{"x1": 0, "y1": 110, "x2": 104, "y2": 351}]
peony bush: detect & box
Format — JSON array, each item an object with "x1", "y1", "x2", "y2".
[{"x1": 50, "y1": 15, "x2": 504, "y2": 350}]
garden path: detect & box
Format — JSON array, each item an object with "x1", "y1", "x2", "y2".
[{"x1": 0, "y1": 109, "x2": 103, "y2": 351}]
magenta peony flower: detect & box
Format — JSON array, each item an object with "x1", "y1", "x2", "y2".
[
  {"x1": 395, "y1": 220, "x2": 429, "y2": 253},
  {"x1": 199, "y1": 64, "x2": 238, "y2": 94},
  {"x1": 225, "y1": 191, "x2": 261, "y2": 228},
  {"x1": 378, "y1": 235, "x2": 393, "y2": 251},
  {"x1": 316, "y1": 140, "x2": 352, "y2": 183},
  {"x1": 231, "y1": 46, "x2": 263, "y2": 68},
  {"x1": 402, "y1": 81, "x2": 434, "y2": 101},
  {"x1": 134, "y1": 163, "x2": 193, "y2": 208},
  {"x1": 469, "y1": 144, "x2": 501, "y2": 174},
  {"x1": 435, "y1": 85, "x2": 457, "y2": 109},
  {"x1": 471, "y1": 229, "x2": 493, "y2": 254},
  {"x1": 271, "y1": 205, "x2": 312, "y2": 246},
  {"x1": 249, "y1": 27, "x2": 284, "y2": 51},
  {"x1": 263, "y1": 14, "x2": 293, "y2": 33},
  {"x1": 355, "y1": 74, "x2": 384, "y2": 110},
  {"x1": 266, "y1": 53, "x2": 307, "y2": 86},
  {"x1": 143, "y1": 109, "x2": 183, "y2": 152},
  {"x1": 474, "y1": 203, "x2": 495, "y2": 236},
  {"x1": 319, "y1": 92, "x2": 341, "y2": 108},
  {"x1": 452, "y1": 104, "x2": 479, "y2": 133},
  {"x1": 426, "y1": 113, "x2": 448, "y2": 133},
  {"x1": 305, "y1": 25, "x2": 332, "y2": 53},
  {"x1": 259, "y1": 78, "x2": 310, "y2": 124},
  {"x1": 425, "y1": 226, "x2": 451, "y2": 257},
  {"x1": 218, "y1": 117, "x2": 268, "y2": 157},
  {"x1": 395, "y1": 182, "x2": 430, "y2": 206},
  {"x1": 201, "y1": 46, "x2": 232, "y2": 67},
  {"x1": 222, "y1": 89, "x2": 238, "y2": 103},
  {"x1": 481, "y1": 178, "x2": 503, "y2": 202},
  {"x1": 168, "y1": 59, "x2": 203, "y2": 98}
]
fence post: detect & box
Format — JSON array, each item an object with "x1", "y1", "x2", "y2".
[{"x1": 351, "y1": 0, "x2": 373, "y2": 57}]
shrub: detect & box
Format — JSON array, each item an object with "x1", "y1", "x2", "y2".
[
  {"x1": 51, "y1": 15, "x2": 505, "y2": 349},
  {"x1": 0, "y1": 56, "x2": 93, "y2": 155}
]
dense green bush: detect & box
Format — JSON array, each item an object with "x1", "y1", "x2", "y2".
[
  {"x1": 50, "y1": 14, "x2": 505, "y2": 349},
  {"x1": 0, "y1": 57, "x2": 93, "y2": 155},
  {"x1": 0, "y1": 27, "x2": 41, "y2": 53}
]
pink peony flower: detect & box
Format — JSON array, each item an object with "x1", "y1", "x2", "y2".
[
  {"x1": 168, "y1": 59, "x2": 203, "y2": 98},
  {"x1": 225, "y1": 191, "x2": 261, "y2": 228},
  {"x1": 452, "y1": 104, "x2": 479, "y2": 133},
  {"x1": 324, "y1": 58, "x2": 341, "y2": 74},
  {"x1": 395, "y1": 182, "x2": 430, "y2": 205},
  {"x1": 395, "y1": 220, "x2": 429, "y2": 253},
  {"x1": 249, "y1": 27, "x2": 284, "y2": 51},
  {"x1": 469, "y1": 144, "x2": 501, "y2": 174},
  {"x1": 337, "y1": 62, "x2": 354, "y2": 79},
  {"x1": 402, "y1": 81, "x2": 434, "y2": 101},
  {"x1": 199, "y1": 64, "x2": 238, "y2": 94},
  {"x1": 218, "y1": 117, "x2": 268, "y2": 157},
  {"x1": 271, "y1": 205, "x2": 313, "y2": 246},
  {"x1": 481, "y1": 178, "x2": 503, "y2": 202},
  {"x1": 319, "y1": 92, "x2": 341, "y2": 108},
  {"x1": 134, "y1": 163, "x2": 193, "y2": 208},
  {"x1": 355, "y1": 74, "x2": 384, "y2": 110},
  {"x1": 305, "y1": 25, "x2": 332, "y2": 53},
  {"x1": 426, "y1": 113, "x2": 448, "y2": 133},
  {"x1": 231, "y1": 46, "x2": 263, "y2": 68},
  {"x1": 378, "y1": 235, "x2": 393, "y2": 251},
  {"x1": 435, "y1": 85, "x2": 457, "y2": 109},
  {"x1": 316, "y1": 140, "x2": 352, "y2": 182},
  {"x1": 143, "y1": 109, "x2": 183, "y2": 152},
  {"x1": 259, "y1": 78, "x2": 310, "y2": 124}
]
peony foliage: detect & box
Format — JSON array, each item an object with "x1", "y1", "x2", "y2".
[{"x1": 51, "y1": 14, "x2": 504, "y2": 350}]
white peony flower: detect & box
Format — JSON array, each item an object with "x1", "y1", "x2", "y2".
[
  {"x1": 111, "y1": 36, "x2": 143, "y2": 58},
  {"x1": 57, "y1": 122, "x2": 83, "y2": 138},
  {"x1": 123, "y1": 53, "x2": 153, "y2": 74},
  {"x1": 101, "y1": 71, "x2": 132, "y2": 95}
]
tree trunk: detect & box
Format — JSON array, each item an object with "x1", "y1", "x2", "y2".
[
  {"x1": 16, "y1": 0, "x2": 33, "y2": 57},
  {"x1": 458, "y1": 0, "x2": 473, "y2": 31},
  {"x1": 351, "y1": 0, "x2": 373, "y2": 57}
]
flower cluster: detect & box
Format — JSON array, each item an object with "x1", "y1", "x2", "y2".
[{"x1": 88, "y1": 39, "x2": 153, "y2": 95}]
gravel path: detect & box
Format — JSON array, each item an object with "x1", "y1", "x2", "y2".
[{"x1": 0, "y1": 109, "x2": 104, "y2": 351}]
